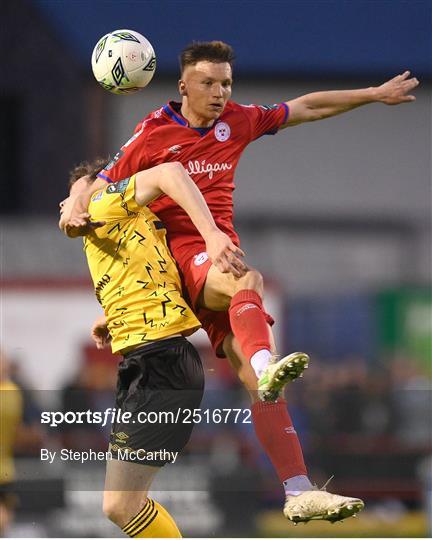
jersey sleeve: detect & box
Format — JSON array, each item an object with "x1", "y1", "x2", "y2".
[
  {"x1": 88, "y1": 175, "x2": 140, "y2": 221},
  {"x1": 240, "y1": 103, "x2": 289, "y2": 141},
  {"x1": 97, "y1": 121, "x2": 151, "y2": 184}
]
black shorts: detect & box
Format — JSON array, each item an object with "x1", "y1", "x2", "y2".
[{"x1": 109, "y1": 337, "x2": 204, "y2": 467}]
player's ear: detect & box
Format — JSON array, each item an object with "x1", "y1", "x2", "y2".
[{"x1": 178, "y1": 79, "x2": 187, "y2": 96}]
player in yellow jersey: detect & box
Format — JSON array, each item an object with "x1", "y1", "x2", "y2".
[
  {"x1": 59, "y1": 159, "x2": 247, "y2": 538},
  {"x1": 0, "y1": 351, "x2": 23, "y2": 536}
]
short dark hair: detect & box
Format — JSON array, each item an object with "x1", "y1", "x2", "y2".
[
  {"x1": 68, "y1": 157, "x2": 108, "y2": 188},
  {"x1": 179, "y1": 41, "x2": 235, "y2": 74}
]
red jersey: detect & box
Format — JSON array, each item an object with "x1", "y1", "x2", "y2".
[{"x1": 98, "y1": 100, "x2": 288, "y2": 263}]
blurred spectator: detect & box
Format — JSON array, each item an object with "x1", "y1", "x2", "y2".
[
  {"x1": 390, "y1": 357, "x2": 432, "y2": 447},
  {"x1": 60, "y1": 344, "x2": 118, "y2": 451},
  {"x1": 8, "y1": 360, "x2": 44, "y2": 456},
  {"x1": 0, "y1": 350, "x2": 23, "y2": 536},
  {"x1": 417, "y1": 455, "x2": 432, "y2": 537}
]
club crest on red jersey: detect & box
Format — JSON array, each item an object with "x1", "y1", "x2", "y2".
[
  {"x1": 193, "y1": 252, "x2": 209, "y2": 266},
  {"x1": 214, "y1": 122, "x2": 231, "y2": 142}
]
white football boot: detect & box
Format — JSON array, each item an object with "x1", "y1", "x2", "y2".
[
  {"x1": 257, "y1": 352, "x2": 310, "y2": 401},
  {"x1": 284, "y1": 487, "x2": 364, "y2": 524}
]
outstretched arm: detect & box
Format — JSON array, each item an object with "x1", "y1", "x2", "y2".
[
  {"x1": 283, "y1": 71, "x2": 419, "y2": 127},
  {"x1": 134, "y1": 162, "x2": 247, "y2": 277}
]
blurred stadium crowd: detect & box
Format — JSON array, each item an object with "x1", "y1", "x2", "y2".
[{"x1": 2, "y1": 326, "x2": 431, "y2": 536}]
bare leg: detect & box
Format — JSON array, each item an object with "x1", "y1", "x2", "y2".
[
  {"x1": 198, "y1": 264, "x2": 264, "y2": 311},
  {"x1": 103, "y1": 459, "x2": 159, "y2": 527}
]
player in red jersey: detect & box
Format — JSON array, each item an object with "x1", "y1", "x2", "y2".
[{"x1": 67, "y1": 41, "x2": 418, "y2": 523}]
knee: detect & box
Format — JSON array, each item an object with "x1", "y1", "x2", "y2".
[
  {"x1": 103, "y1": 494, "x2": 143, "y2": 528},
  {"x1": 234, "y1": 269, "x2": 264, "y2": 296},
  {"x1": 103, "y1": 497, "x2": 123, "y2": 526}
]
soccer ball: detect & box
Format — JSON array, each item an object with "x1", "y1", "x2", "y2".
[{"x1": 91, "y1": 29, "x2": 156, "y2": 94}]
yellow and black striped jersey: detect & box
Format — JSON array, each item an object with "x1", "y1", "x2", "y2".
[{"x1": 84, "y1": 175, "x2": 200, "y2": 354}]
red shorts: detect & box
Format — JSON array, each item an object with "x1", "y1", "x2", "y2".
[
  {"x1": 175, "y1": 243, "x2": 274, "y2": 358},
  {"x1": 179, "y1": 247, "x2": 231, "y2": 357}
]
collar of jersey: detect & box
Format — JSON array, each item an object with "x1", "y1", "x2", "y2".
[
  {"x1": 164, "y1": 102, "x2": 188, "y2": 126},
  {"x1": 163, "y1": 102, "x2": 215, "y2": 135}
]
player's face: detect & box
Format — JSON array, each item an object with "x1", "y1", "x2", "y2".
[
  {"x1": 179, "y1": 61, "x2": 232, "y2": 123},
  {"x1": 58, "y1": 176, "x2": 90, "y2": 229}
]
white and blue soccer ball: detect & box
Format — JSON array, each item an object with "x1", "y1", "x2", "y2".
[{"x1": 91, "y1": 29, "x2": 156, "y2": 94}]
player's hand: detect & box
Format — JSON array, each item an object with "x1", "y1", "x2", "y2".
[
  {"x1": 91, "y1": 315, "x2": 111, "y2": 349},
  {"x1": 64, "y1": 213, "x2": 105, "y2": 238},
  {"x1": 206, "y1": 230, "x2": 248, "y2": 278},
  {"x1": 375, "y1": 71, "x2": 419, "y2": 105}
]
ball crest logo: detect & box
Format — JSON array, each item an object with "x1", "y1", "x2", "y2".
[{"x1": 215, "y1": 122, "x2": 231, "y2": 142}]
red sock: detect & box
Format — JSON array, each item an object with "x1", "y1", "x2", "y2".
[
  {"x1": 229, "y1": 289, "x2": 271, "y2": 360},
  {"x1": 251, "y1": 399, "x2": 307, "y2": 481}
]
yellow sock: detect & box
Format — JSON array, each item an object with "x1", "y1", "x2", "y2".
[{"x1": 122, "y1": 498, "x2": 182, "y2": 538}]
